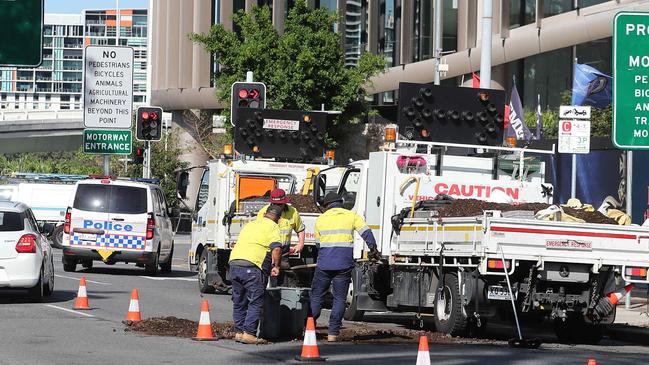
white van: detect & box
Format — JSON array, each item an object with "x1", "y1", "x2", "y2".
[{"x1": 61, "y1": 177, "x2": 174, "y2": 274}]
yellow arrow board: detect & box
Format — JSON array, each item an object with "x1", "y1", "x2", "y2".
[{"x1": 97, "y1": 249, "x2": 114, "y2": 262}]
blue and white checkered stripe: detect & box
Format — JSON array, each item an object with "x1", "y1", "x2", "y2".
[{"x1": 71, "y1": 234, "x2": 146, "y2": 250}]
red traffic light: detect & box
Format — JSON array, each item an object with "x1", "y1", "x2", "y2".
[
  {"x1": 141, "y1": 111, "x2": 149, "y2": 119},
  {"x1": 249, "y1": 88, "x2": 260, "y2": 99},
  {"x1": 150, "y1": 111, "x2": 159, "y2": 120},
  {"x1": 238, "y1": 89, "x2": 249, "y2": 99},
  {"x1": 136, "y1": 147, "x2": 145, "y2": 157}
]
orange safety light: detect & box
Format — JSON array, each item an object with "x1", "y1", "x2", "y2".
[
  {"x1": 223, "y1": 144, "x2": 233, "y2": 156},
  {"x1": 421, "y1": 128, "x2": 430, "y2": 138},
  {"x1": 505, "y1": 137, "x2": 517, "y2": 147},
  {"x1": 478, "y1": 91, "x2": 490, "y2": 102},
  {"x1": 252, "y1": 145, "x2": 261, "y2": 153},
  {"x1": 325, "y1": 150, "x2": 335, "y2": 160},
  {"x1": 303, "y1": 114, "x2": 312, "y2": 123},
  {"x1": 385, "y1": 127, "x2": 397, "y2": 142}
]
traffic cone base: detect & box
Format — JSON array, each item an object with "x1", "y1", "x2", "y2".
[
  {"x1": 607, "y1": 284, "x2": 634, "y2": 306},
  {"x1": 126, "y1": 288, "x2": 142, "y2": 321},
  {"x1": 295, "y1": 317, "x2": 325, "y2": 362},
  {"x1": 193, "y1": 299, "x2": 217, "y2": 341},
  {"x1": 415, "y1": 335, "x2": 431, "y2": 365},
  {"x1": 73, "y1": 276, "x2": 91, "y2": 310}
]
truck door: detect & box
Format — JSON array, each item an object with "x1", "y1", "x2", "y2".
[{"x1": 192, "y1": 168, "x2": 211, "y2": 250}]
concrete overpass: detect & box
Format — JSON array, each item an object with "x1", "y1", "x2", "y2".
[{"x1": 0, "y1": 110, "x2": 84, "y2": 153}]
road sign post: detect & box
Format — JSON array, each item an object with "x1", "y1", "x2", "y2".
[
  {"x1": 0, "y1": 0, "x2": 43, "y2": 66},
  {"x1": 83, "y1": 46, "x2": 134, "y2": 175},
  {"x1": 613, "y1": 12, "x2": 649, "y2": 149},
  {"x1": 558, "y1": 105, "x2": 591, "y2": 199}
]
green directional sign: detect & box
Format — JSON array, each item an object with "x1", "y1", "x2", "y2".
[
  {"x1": 0, "y1": 0, "x2": 43, "y2": 66},
  {"x1": 83, "y1": 129, "x2": 132, "y2": 155},
  {"x1": 613, "y1": 12, "x2": 649, "y2": 149}
]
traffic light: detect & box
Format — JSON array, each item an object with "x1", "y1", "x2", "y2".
[
  {"x1": 234, "y1": 108, "x2": 327, "y2": 161},
  {"x1": 136, "y1": 106, "x2": 163, "y2": 141},
  {"x1": 133, "y1": 147, "x2": 145, "y2": 164},
  {"x1": 397, "y1": 83, "x2": 506, "y2": 146},
  {"x1": 231, "y1": 82, "x2": 266, "y2": 127}
]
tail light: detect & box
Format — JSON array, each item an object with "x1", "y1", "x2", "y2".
[
  {"x1": 146, "y1": 213, "x2": 155, "y2": 240},
  {"x1": 625, "y1": 267, "x2": 648, "y2": 279},
  {"x1": 63, "y1": 207, "x2": 71, "y2": 234},
  {"x1": 487, "y1": 258, "x2": 511, "y2": 270},
  {"x1": 16, "y1": 234, "x2": 37, "y2": 253}
]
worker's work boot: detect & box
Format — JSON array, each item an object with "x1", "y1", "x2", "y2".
[
  {"x1": 234, "y1": 332, "x2": 243, "y2": 342},
  {"x1": 240, "y1": 333, "x2": 268, "y2": 344},
  {"x1": 327, "y1": 334, "x2": 339, "y2": 342}
]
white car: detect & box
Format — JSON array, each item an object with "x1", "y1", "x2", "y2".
[
  {"x1": 0, "y1": 201, "x2": 55, "y2": 301},
  {"x1": 62, "y1": 177, "x2": 174, "y2": 275}
]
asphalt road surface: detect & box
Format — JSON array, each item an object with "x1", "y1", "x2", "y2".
[{"x1": 1, "y1": 234, "x2": 648, "y2": 365}]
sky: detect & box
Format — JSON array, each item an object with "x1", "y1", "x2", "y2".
[{"x1": 45, "y1": 0, "x2": 148, "y2": 14}]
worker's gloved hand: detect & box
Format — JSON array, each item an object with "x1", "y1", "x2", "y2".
[{"x1": 368, "y1": 248, "x2": 381, "y2": 262}]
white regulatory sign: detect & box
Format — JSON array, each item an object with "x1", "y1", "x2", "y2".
[
  {"x1": 83, "y1": 46, "x2": 134, "y2": 129},
  {"x1": 263, "y1": 118, "x2": 300, "y2": 131},
  {"x1": 558, "y1": 119, "x2": 591, "y2": 154},
  {"x1": 559, "y1": 105, "x2": 591, "y2": 119}
]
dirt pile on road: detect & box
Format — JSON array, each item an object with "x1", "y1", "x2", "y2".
[
  {"x1": 124, "y1": 317, "x2": 236, "y2": 339},
  {"x1": 287, "y1": 194, "x2": 320, "y2": 213},
  {"x1": 436, "y1": 199, "x2": 617, "y2": 225}
]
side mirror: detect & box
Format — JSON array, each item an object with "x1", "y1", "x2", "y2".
[
  {"x1": 41, "y1": 223, "x2": 55, "y2": 236},
  {"x1": 176, "y1": 171, "x2": 189, "y2": 199},
  {"x1": 312, "y1": 174, "x2": 326, "y2": 207}
]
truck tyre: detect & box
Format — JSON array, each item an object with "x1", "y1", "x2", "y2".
[
  {"x1": 51, "y1": 225, "x2": 64, "y2": 249},
  {"x1": 160, "y1": 243, "x2": 174, "y2": 273},
  {"x1": 344, "y1": 275, "x2": 365, "y2": 321},
  {"x1": 433, "y1": 271, "x2": 468, "y2": 336},
  {"x1": 198, "y1": 249, "x2": 216, "y2": 294},
  {"x1": 62, "y1": 256, "x2": 77, "y2": 272},
  {"x1": 145, "y1": 248, "x2": 160, "y2": 275}
]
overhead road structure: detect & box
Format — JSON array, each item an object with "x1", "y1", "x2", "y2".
[{"x1": 0, "y1": 110, "x2": 84, "y2": 153}]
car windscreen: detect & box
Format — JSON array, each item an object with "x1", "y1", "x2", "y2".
[
  {"x1": 73, "y1": 184, "x2": 148, "y2": 214},
  {"x1": 0, "y1": 211, "x2": 24, "y2": 231}
]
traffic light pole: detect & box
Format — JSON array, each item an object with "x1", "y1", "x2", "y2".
[{"x1": 143, "y1": 141, "x2": 151, "y2": 179}]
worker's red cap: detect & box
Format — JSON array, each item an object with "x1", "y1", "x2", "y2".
[{"x1": 269, "y1": 188, "x2": 289, "y2": 204}]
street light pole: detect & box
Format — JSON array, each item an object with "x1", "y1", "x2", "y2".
[
  {"x1": 433, "y1": 0, "x2": 442, "y2": 86},
  {"x1": 479, "y1": 0, "x2": 492, "y2": 89}
]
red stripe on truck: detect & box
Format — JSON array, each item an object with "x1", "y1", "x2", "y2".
[{"x1": 490, "y1": 226, "x2": 637, "y2": 240}]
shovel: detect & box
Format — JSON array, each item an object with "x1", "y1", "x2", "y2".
[{"x1": 499, "y1": 245, "x2": 542, "y2": 349}]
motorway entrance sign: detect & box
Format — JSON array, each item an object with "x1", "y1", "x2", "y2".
[
  {"x1": 83, "y1": 129, "x2": 132, "y2": 155},
  {"x1": 83, "y1": 46, "x2": 134, "y2": 129},
  {"x1": 613, "y1": 12, "x2": 649, "y2": 149},
  {"x1": 0, "y1": 0, "x2": 43, "y2": 66}
]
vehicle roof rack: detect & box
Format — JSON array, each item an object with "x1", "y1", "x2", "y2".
[{"x1": 4, "y1": 172, "x2": 89, "y2": 184}]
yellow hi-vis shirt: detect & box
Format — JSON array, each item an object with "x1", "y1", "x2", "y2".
[
  {"x1": 314, "y1": 207, "x2": 373, "y2": 270},
  {"x1": 229, "y1": 217, "x2": 282, "y2": 271},
  {"x1": 257, "y1": 204, "x2": 305, "y2": 246}
]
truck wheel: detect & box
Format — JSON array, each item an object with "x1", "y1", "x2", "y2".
[
  {"x1": 51, "y1": 225, "x2": 64, "y2": 249},
  {"x1": 433, "y1": 271, "x2": 468, "y2": 336},
  {"x1": 62, "y1": 256, "x2": 77, "y2": 272},
  {"x1": 145, "y1": 249, "x2": 159, "y2": 275},
  {"x1": 344, "y1": 275, "x2": 365, "y2": 321},
  {"x1": 198, "y1": 249, "x2": 215, "y2": 294},
  {"x1": 160, "y1": 243, "x2": 174, "y2": 273}
]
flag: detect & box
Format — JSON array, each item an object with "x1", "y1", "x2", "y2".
[
  {"x1": 472, "y1": 73, "x2": 480, "y2": 88},
  {"x1": 507, "y1": 83, "x2": 532, "y2": 141},
  {"x1": 535, "y1": 94, "x2": 542, "y2": 140},
  {"x1": 572, "y1": 63, "x2": 612, "y2": 108}
]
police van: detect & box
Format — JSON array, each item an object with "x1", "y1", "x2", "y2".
[{"x1": 61, "y1": 176, "x2": 174, "y2": 274}]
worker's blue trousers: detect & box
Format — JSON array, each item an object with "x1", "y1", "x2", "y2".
[
  {"x1": 310, "y1": 267, "x2": 352, "y2": 335},
  {"x1": 230, "y1": 265, "x2": 266, "y2": 336}
]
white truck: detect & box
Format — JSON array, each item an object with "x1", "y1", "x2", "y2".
[
  {"x1": 0, "y1": 174, "x2": 83, "y2": 248},
  {"x1": 181, "y1": 136, "x2": 649, "y2": 343}
]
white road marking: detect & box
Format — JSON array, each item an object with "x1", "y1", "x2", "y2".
[
  {"x1": 44, "y1": 304, "x2": 95, "y2": 318},
  {"x1": 55, "y1": 274, "x2": 111, "y2": 286},
  {"x1": 139, "y1": 276, "x2": 196, "y2": 281}
]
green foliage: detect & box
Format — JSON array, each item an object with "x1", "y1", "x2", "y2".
[
  {"x1": 520, "y1": 89, "x2": 612, "y2": 139},
  {"x1": 0, "y1": 130, "x2": 189, "y2": 208},
  {"x1": 190, "y1": 1, "x2": 385, "y2": 146}
]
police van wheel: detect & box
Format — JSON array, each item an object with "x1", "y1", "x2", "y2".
[
  {"x1": 51, "y1": 225, "x2": 64, "y2": 249},
  {"x1": 198, "y1": 249, "x2": 215, "y2": 294},
  {"x1": 160, "y1": 244, "x2": 173, "y2": 273},
  {"x1": 62, "y1": 256, "x2": 77, "y2": 272},
  {"x1": 145, "y1": 249, "x2": 159, "y2": 275}
]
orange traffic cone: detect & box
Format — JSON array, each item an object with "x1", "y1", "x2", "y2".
[
  {"x1": 73, "y1": 276, "x2": 91, "y2": 310},
  {"x1": 126, "y1": 288, "x2": 142, "y2": 321},
  {"x1": 607, "y1": 284, "x2": 634, "y2": 305},
  {"x1": 416, "y1": 335, "x2": 431, "y2": 365},
  {"x1": 587, "y1": 359, "x2": 596, "y2": 365},
  {"x1": 193, "y1": 299, "x2": 217, "y2": 341},
  {"x1": 295, "y1": 317, "x2": 325, "y2": 362}
]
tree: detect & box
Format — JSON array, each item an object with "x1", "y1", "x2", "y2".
[{"x1": 190, "y1": 1, "x2": 385, "y2": 147}]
